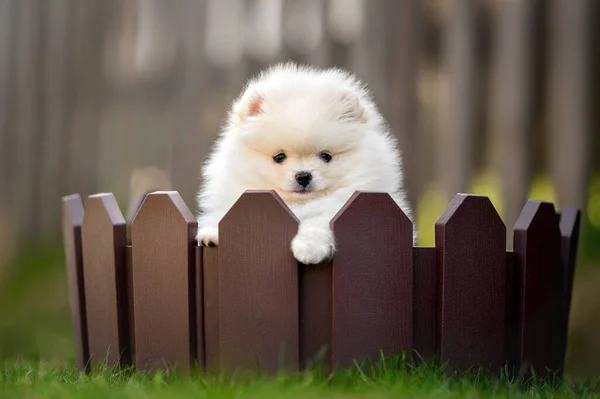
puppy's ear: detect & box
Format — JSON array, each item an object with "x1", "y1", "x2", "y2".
[
  {"x1": 233, "y1": 90, "x2": 264, "y2": 122},
  {"x1": 339, "y1": 91, "x2": 366, "y2": 122}
]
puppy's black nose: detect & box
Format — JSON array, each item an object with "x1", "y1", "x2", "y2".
[{"x1": 295, "y1": 171, "x2": 312, "y2": 187}]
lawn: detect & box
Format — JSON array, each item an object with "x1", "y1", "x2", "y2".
[{"x1": 2, "y1": 359, "x2": 599, "y2": 399}]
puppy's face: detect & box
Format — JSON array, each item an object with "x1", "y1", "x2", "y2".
[{"x1": 230, "y1": 88, "x2": 367, "y2": 204}]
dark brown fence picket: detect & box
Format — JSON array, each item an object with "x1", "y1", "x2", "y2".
[
  {"x1": 81, "y1": 193, "x2": 129, "y2": 367},
  {"x1": 131, "y1": 191, "x2": 197, "y2": 371},
  {"x1": 435, "y1": 194, "x2": 507, "y2": 373},
  {"x1": 61, "y1": 194, "x2": 89, "y2": 372},
  {"x1": 556, "y1": 207, "x2": 581, "y2": 375},
  {"x1": 195, "y1": 246, "x2": 204, "y2": 370},
  {"x1": 513, "y1": 200, "x2": 562, "y2": 377},
  {"x1": 299, "y1": 262, "x2": 332, "y2": 368},
  {"x1": 217, "y1": 190, "x2": 299, "y2": 373},
  {"x1": 125, "y1": 245, "x2": 135, "y2": 361},
  {"x1": 413, "y1": 247, "x2": 437, "y2": 360},
  {"x1": 330, "y1": 192, "x2": 413, "y2": 368},
  {"x1": 505, "y1": 250, "x2": 518, "y2": 375},
  {"x1": 202, "y1": 246, "x2": 219, "y2": 370}
]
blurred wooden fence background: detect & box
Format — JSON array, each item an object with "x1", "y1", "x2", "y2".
[{"x1": 0, "y1": 0, "x2": 598, "y2": 263}]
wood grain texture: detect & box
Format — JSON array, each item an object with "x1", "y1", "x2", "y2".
[
  {"x1": 202, "y1": 246, "x2": 219, "y2": 370},
  {"x1": 330, "y1": 192, "x2": 413, "y2": 368},
  {"x1": 131, "y1": 191, "x2": 197, "y2": 371},
  {"x1": 62, "y1": 194, "x2": 89, "y2": 371},
  {"x1": 126, "y1": 245, "x2": 135, "y2": 361},
  {"x1": 82, "y1": 193, "x2": 129, "y2": 367},
  {"x1": 413, "y1": 247, "x2": 437, "y2": 361},
  {"x1": 195, "y1": 245, "x2": 205, "y2": 370},
  {"x1": 435, "y1": 194, "x2": 507, "y2": 373},
  {"x1": 513, "y1": 200, "x2": 562, "y2": 377},
  {"x1": 299, "y1": 262, "x2": 332, "y2": 368},
  {"x1": 218, "y1": 190, "x2": 299, "y2": 373},
  {"x1": 505, "y1": 250, "x2": 518, "y2": 376},
  {"x1": 556, "y1": 208, "x2": 581, "y2": 375}
]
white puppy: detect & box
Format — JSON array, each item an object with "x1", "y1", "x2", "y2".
[{"x1": 196, "y1": 63, "x2": 414, "y2": 264}]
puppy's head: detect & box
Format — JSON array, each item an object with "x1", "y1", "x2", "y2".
[{"x1": 225, "y1": 64, "x2": 380, "y2": 204}]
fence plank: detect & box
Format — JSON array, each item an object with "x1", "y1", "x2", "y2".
[
  {"x1": 218, "y1": 190, "x2": 299, "y2": 373},
  {"x1": 556, "y1": 208, "x2": 581, "y2": 375},
  {"x1": 330, "y1": 192, "x2": 413, "y2": 368},
  {"x1": 81, "y1": 193, "x2": 129, "y2": 367},
  {"x1": 202, "y1": 246, "x2": 219, "y2": 370},
  {"x1": 513, "y1": 200, "x2": 562, "y2": 377},
  {"x1": 435, "y1": 194, "x2": 506, "y2": 373},
  {"x1": 299, "y1": 262, "x2": 332, "y2": 368},
  {"x1": 125, "y1": 245, "x2": 135, "y2": 361},
  {"x1": 131, "y1": 191, "x2": 197, "y2": 371},
  {"x1": 413, "y1": 247, "x2": 436, "y2": 361},
  {"x1": 62, "y1": 194, "x2": 89, "y2": 372},
  {"x1": 505, "y1": 250, "x2": 518, "y2": 376},
  {"x1": 195, "y1": 245, "x2": 205, "y2": 370}
]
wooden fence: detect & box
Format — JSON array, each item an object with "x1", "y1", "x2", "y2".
[{"x1": 62, "y1": 190, "x2": 580, "y2": 377}]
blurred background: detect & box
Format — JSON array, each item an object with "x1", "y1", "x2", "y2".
[{"x1": 0, "y1": 0, "x2": 598, "y2": 378}]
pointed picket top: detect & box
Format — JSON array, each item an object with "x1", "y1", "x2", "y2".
[
  {"x1": 557, "y1": 207, "x2": 581, "y2": 294},
  {"x1": 132, "y1": 190, "x2": 196, "y2": 226},
  {"x1": 131, "y1": 190, "x2": 197, "y2": 371},
  {"x1": 558, "y1": 207, "x2": 581, "y2": 241},
  {"x1": 435, "y1": 193, "x2": 507, "y2": 373},
  {"x1": 218, "y1": 190, "x2": 300, "y2": 373},
  {"x1": 61, "y1": 194, "x2": 89, "y2": 372},
  {"x1": 436, "y1": 193, "x2": 505, "y2": 230},
  {"x1": 329, "y1": 191, "x2": 413, "y2": 367},
  {"x1": 557, "y1": 207, "x2": 581, "y2": 283},
  {"x1": 82, "y1": 193, "x2": 129, "y2": 367},
  {"x1": 84, "y1": 193, "x2": 126, "y2": 226},
  {"x1": 63, "y1": 194, "x2": 84, "y2": 228},
  {"x1": 513, "y1": 200, "x2": 562, "y2": 377},
  {"x1": 513, "y1": 200, "x2": 560, "y2": 234},
  {"x1": 331, "y1": 191, "x2": 413, "y2": 228},
  {"x1": 220, "y1": 189, "x2": 298, "y2": 227}
]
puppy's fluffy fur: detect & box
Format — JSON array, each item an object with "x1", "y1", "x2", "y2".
[{"x1": 196, "y1": 63, "x2": 414, "y2": 264}]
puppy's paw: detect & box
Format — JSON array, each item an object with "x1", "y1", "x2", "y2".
[
  {"x1": 291, "y1": 226, "x2": 335, "y2": 265},
  {"x1": 196, "y1": 226, "x2": 219, "y2": 247}
]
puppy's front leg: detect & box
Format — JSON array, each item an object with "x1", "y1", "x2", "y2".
[
  {"x1": 196, "y1": 212, "x2": 222, "y2": 247},
  {"x1": 291, "y1": 216, "x2": 335, "y2": 265},
  {"x1": 289, "y1": 190, "x2": 354, "y2": 264}
]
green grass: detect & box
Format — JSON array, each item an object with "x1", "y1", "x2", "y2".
[{"x1": 1, "y1": 358, "x2": 599, "y2": 399}]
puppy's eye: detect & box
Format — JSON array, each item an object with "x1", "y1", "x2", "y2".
[
  {"x1": 319, "y1": 152, "x2": 332, "y2": 163},
  {"x1": 273, "y1": 153, "x2": 287, "y2": 164}
]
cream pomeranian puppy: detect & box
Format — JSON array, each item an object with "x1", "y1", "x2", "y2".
[{"x1": 196, "y1": 63, "x2": 414, "y2": 264}]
